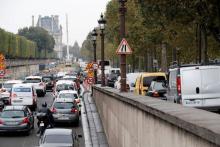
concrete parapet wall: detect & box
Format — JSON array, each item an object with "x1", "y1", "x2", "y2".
[{"x1": 93, "y1": 86, "x2": 220, "y2": 147}]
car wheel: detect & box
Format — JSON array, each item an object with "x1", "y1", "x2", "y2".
[
  {"x1": 24, "y1": 129, "x2": 30, "y2": 136},
  {"x1": 75, "y1": 118, "x2": 79, "y2": 127}
]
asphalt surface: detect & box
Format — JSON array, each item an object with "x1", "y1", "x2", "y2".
[{"x1": 0, "y1": 91, "x2": 85, "y2": 147}]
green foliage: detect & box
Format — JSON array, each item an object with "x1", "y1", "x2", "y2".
[
  {"x1": 80, "y1": 0, "x2": 220, "y2": 70},
  {"x1": 18, "y1": 27, "x2": 55, "y2": 52},
  {"x1": 0, "y1": 28, "x2": 38, "y2": 58}
]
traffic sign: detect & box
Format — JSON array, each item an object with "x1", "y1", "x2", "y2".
[
  {"x1": 116, "y1": 38, "x2": 132, "y2": 55},
  {"x1": 87, "y1": 70, "x2": 94, "y2": 78},
  {"x1": 87, "y1": 77, "x2": 94, "y2": 85},
  {"x1": 0, "y1": 70, "x2": 5, "y2": 77}
]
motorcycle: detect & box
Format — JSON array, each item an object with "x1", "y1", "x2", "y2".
[{"x1": 36, "y1": 112, "x2": 49, "y2": 136}]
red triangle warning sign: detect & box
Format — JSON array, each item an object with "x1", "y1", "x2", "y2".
[{"x1": 116, "y1": 38, "x2": 132, "y2": 55}]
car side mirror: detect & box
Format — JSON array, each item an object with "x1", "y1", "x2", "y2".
[
  {"x1": 131, "y1": 83, "x2": 135, "y2": 87},
  {"x1": 78, "y1": 134, "x2": 83, "y2": 138}
]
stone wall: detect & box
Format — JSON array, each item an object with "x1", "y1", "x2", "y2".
[{"x1": 93, "y1": 86, "x2": 220, "y2": 147}]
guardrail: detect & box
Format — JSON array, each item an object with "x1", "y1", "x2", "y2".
[{"x1": 5, "y1": 59, "x2": 57, "y2": 67}]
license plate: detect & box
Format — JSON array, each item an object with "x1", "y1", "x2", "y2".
[
  {"x1": 7, "y1": 122, "x2": 17, "y2": 125},
  {"x1": 40, "y1": 122, "x2": 44, "y2": 127},
  {"x1": 185, "y1": 100, "x2": 200, "y2": 105},
  {"x1": 59, "y1": 117, "x2": 69, "y2": 120},
  {"x1": 13, "y1": 100, "x2": 22, "y2": 103}
]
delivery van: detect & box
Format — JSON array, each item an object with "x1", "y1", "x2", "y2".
[{"x1": 167, "y1": 64, "x2": 220, "y2": 111}]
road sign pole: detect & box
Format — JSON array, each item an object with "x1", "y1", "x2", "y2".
[{"x1": 119, "y1": 0, "x2": 127, "y2": 92}]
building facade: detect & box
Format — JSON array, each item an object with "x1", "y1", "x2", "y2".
[{"x1": 36, "y1": 15, "x2": 63, "y2": 58}]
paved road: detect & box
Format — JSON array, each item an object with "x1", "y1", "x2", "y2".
[{"x1": 0, "y1": 92, "x2": 85, "y2": 147}]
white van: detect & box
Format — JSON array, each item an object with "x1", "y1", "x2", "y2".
[
  {"x1": 167, "y1": 65, "x2": 220, "y2": 111},
  {"x1": 10, "y1": 84, "x2": 37, "y2": 110}
]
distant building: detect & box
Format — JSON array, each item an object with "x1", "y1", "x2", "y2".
[{"x1": 36, "y1": 15, "x2": 63, "y2": 58}]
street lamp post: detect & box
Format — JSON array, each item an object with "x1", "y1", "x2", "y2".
[
  {"x1": 98, "y1": 13, "x2": 106, "y2": 87},
  {"x1": 119, "y1": 0, "x2": 127, "y2": 92},
  {"x1": 91, "y1": 28, "x2": 98, "y2": 84}
]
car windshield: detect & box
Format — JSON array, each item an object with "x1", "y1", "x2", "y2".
[
  {"x1": 54, "y1": 102, "x2": 74, "y2": 109},
  {"x1": 56, "y1": 84, "x2": 74, "y2": 91},
  {"x1": 44, "y1": 134, "x2": 73, "y2": 144},
  {"x1": 143, "y1": 76, "x2": 166, "y2": 87},
  {"x1": 24, "y1": 78, "x2": 41, "y2": 83},
  {"x1": 42, "y1": 77, "x2": 52, "y2": 82},
  {"x1": 59, "y1": 93, "x2": 78, "y2": 99},
  {"x1": 3, "y1": 83, "x2": 13, "y2": 89},
  {"x1": 153, "y1": 82, "x2": 166, "y2": 90},
  {"x1": 13, "y1": 88, "x2": 31, "y2": 92},
  {"x1": 1, "y1": 110, "x2": 25, "y2": 118}
]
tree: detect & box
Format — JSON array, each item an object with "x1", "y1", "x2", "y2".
[{"x1": 18, "y1": 27, "x2": 55, "y2": 58}]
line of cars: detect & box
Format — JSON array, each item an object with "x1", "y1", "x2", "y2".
[
  {"x1": 122, "y1": 64, "x2": 220, "y2": 112},
  {"x1": 0, "y1": 69, "x2": 82, "y2": 136}
]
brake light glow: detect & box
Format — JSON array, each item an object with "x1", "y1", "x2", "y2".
[
  {"x1": 153, "y1": 92, "x2": 160, "y2": 97},
  {"x1": 0, "y1": 119, "x2": 3, "y2": 124},
  {"x1": 71, "y1": 108, "x2": 78, "y2": 113},
  {"x1": 176, "y1": 76, "x2": 181, "y2": 96},
  {"x1": 11, "y1": 93, "x2": 17, "y2": 98},
  {"x1": 22, "y1": 117, "x2": 29, "y2": 124},
  {"x1": 51, "y1": 107, "x2": 57, "y2": 113}
]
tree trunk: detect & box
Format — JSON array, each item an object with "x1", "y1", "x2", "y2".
[
  {"x1": 161, "y1": 43, "x2": 167, "y2": 72},
  {"x1": 132, "y1": 54, "x2": 135, "y2": 73},
  {"x1": 201, "y1": 24, "x2": 208, "y2": 64}
]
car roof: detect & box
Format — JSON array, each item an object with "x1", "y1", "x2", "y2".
[
  {"x1": 55, "y1": 98, "x2": 74, "y2": 103},
  {"x1": 58, "y1": 90, "x2": 78, "y2": 94},
  {"x1": 140, "y1": 72, "x2": 166, "y2": 77},
  {"x1": 4, "y1": 105, "x2": 26, "y2": 111},
  {"x1": 12, "y1": 83, "x2": 33, "y2": 88},
  {"x1": 44, "y1": 128, "x2": 72, "y2": 135},
  {"x1": 56, "y1": 80, "x2": 74, "y2": 84},
  {"x1": 4, "y1": 80, "x2": 23, "y2": 84},
  {"x1": 25, "y1": 76, "x2": 42, "y2": 79}
]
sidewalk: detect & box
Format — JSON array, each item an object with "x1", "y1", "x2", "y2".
[{"x1": 82, "y1": 89, "x2": 108, "y2": 147}]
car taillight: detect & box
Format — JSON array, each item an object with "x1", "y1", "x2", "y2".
[
  {"x1": 11, "y1": 93, "x2": 17, "y2": 98},
  {"x1": 22, "y1": 117, "x2": 29, "y2": 124},
  {"x1": 0, "y1": 119, "x2": 3, "y2": 124},
  {"x1": 71, "y1": 108, "x2": 78, "y2": 113},
  {"x1": 153, "y1": 92, "x2": 160, "y2": 97},
  {"x1": 51, "y1": 107, "x2": 57, "y2": 113},
  {"x1": 76, "y1": 99, "x2": 80, "y2": 103},
  {"x1": 176, "y1": 76, "x2": 181, "y2": 96}
]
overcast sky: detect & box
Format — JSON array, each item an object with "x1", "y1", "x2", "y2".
[{"x1": 0, "y1": 0, "x2": 110, "y2": 47}]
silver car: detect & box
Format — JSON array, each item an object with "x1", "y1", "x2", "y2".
[{"x1": 51, "y1": 98, "x2": 79, "y2": 126}]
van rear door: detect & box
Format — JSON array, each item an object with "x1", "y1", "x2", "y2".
[
  {"x1": 181, "y1": 67, "x2": 202, "y2": 106},
  {"x1": 200, "y1": 66, "x2": 220, "y2": 107}
]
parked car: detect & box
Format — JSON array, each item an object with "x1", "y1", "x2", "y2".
[
  {"x1": 24, "y1": 76, "x2": 46, "y2": 97},
  {"x1": 51, "y1": 98, "x2": 80, "y2": 126},
  {"x1": 114, "y1": 76, "x2": 130, "y2": 91},
  {"x1": 0, "y1": 106, "x2": 34, "y2": 135},
  {"x1": 127, "y1": 73, "x2": 141, "y2": 92},
  {"x1": 42, "y1": 75, "x2": 55, "y2": 91},
  {"x1": 167, "y1": 64, "x2": 220, "y2": 111},
  {"x1": 134, "y1": 72, "x2": 167, "y2": 96},
  {"x1": 10, "y1": 83, "x2": 37, "y2": 110},
  {"x1": 39, "y1": 128, "x2": 81, "y2": 147},
  {"x1": 146, "y1": 81, "x2": 167, "y2": 100}
]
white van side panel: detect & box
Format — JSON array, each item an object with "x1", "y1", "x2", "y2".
[
  {"x1": 181, "y1": 68, "x2": 202, "y2": 99},
  {"x1": 200, "y1": 67, "x2": 220, "y2": 100}
]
